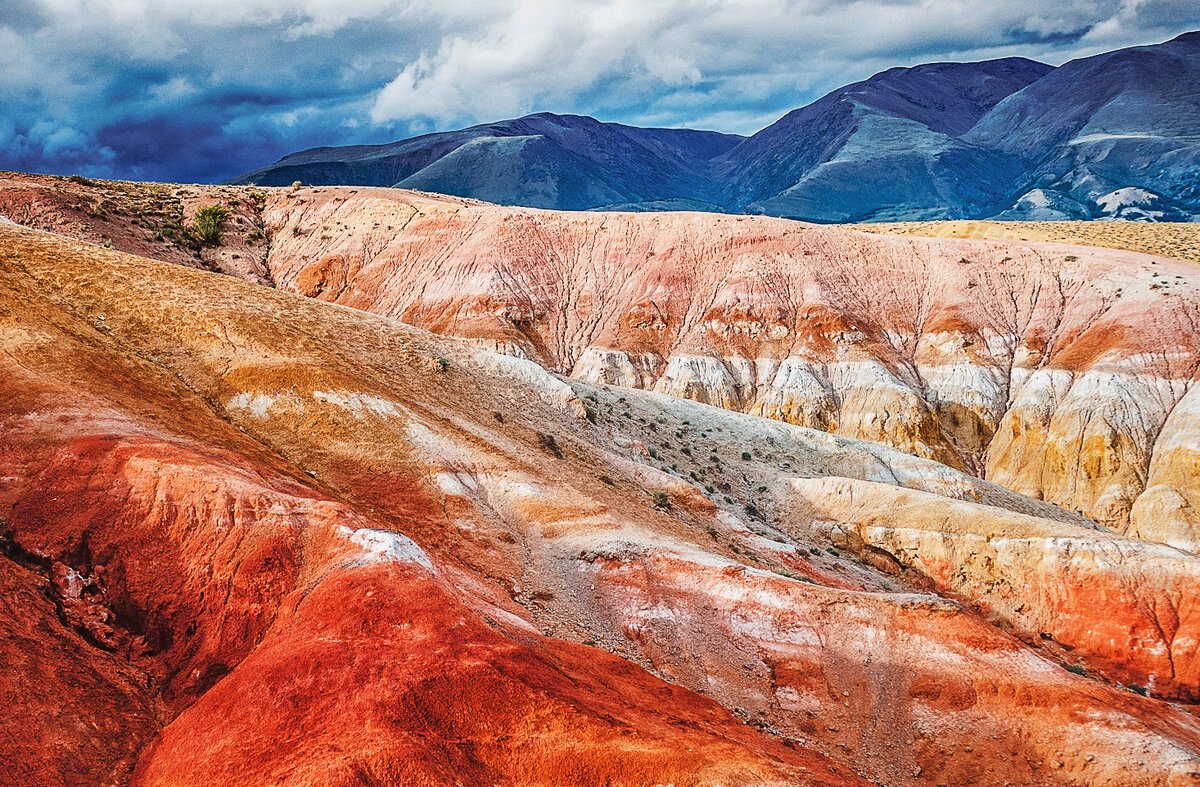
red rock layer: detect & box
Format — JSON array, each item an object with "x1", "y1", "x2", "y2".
[
  {"x1": 254, "y1": 187, "x2": 1200, "y2": 550},
  {"x1": 5, "y1": 222, "x2": 1200, "y2": 784},
  {"x1": 4, "y1": 175, "x2": 1197, "y2": 552},
  {"x1": 0, "y1": 224, "x2": 853, "y2": 785}
]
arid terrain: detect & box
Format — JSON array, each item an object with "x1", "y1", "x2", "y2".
[
  {"x1": 857, "y1": 220, "x2": 1200, "y2": 264},
  {"x1": 3, "y1": 171, "x2": 1200, "y2": 785}
]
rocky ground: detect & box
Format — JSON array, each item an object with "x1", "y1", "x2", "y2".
[
  {"x1": 856, "y1": 220, "x2": 1200, "y2": 264},
  {"x1": 3, "y1": 172, "x2": 1200, "y2": 785}
]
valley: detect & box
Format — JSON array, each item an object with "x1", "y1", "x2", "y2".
[{"x1": 3, "y1": 171, "x2": 1200, "y2": 784}]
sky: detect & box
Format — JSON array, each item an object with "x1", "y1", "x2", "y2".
[{"x1": 2, "y1": 0, "x2": 1199, "y2": 183}]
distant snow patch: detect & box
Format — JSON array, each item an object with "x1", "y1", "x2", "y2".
[
  {"x1": 1069, "y1": 132, "x2": 1164, "y2": 145},
  {"x1": 339, "y1": 525, "x2": 435, "y2": 571},
  {"x1": 1096, "y1": 187, "x2": 1159, "y2": 213},
  {"x1": 1018, "y1": 189, "x2": 1052, "y2": 209}
]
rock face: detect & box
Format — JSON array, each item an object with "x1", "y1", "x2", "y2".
[
  {"x1": 231, "y1": 113, "x2": 743, "y2": 211},
  {"x1": 254, "y1": 185, "x2": 1200, "y2": 553},
  {"x1": 7, "y1": 219, "x2": 1200, "y2": 784},
  {"x1": 965, "y1": 31, "x2": 1200, "y2": 221},
  {"x1": 233, "y1": 33, "x2": 1200, "y2": 221},
  {"x1": 713, "y1": 57, "x2": 1052, "y2": 221},
  {"x1": 782, "y1": 477, "x2": 1200, "y2": 700},
  {"x1": 0, "y1": 223, "x2": 853, "y2": 786}
]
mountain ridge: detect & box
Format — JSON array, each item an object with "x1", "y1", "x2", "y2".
[{"x1": 233, "y1": 33, "x2": 1200, "y2": 221}]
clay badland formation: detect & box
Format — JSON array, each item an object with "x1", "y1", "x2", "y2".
[{"x1": 3, "y1": 171, "x2": 1200, "y2": 785}]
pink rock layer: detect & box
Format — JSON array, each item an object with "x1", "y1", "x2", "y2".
[{"x1": 4, "y1": 222, "x2": 1200, "y2": 785}]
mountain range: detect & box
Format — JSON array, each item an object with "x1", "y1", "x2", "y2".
[{"x1": 234, "y1": 32, "x2": 1200, "y2": 222}]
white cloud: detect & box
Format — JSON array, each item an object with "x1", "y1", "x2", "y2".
[
  {"x1": 2, "y1": 0, "x2": 1198, "y2": 178},
  {"x1": 367, "y1": 0, "x2": 1200, "y2": 129}
]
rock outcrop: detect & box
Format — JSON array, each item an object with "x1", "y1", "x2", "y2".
[
  {"x1": 254, "y1": 186, "x2": 1200, "y2": 552},
  {"x1": 5, "y1": 174, "x2": 1196, "y2": 552},
  {"x1": 5, "y1": 220, "x2": 1200, "y2": 784}
]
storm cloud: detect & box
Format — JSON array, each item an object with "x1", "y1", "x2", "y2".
[{"x1": 2, "y1": 0, "x2": 1198, "y2": 182}]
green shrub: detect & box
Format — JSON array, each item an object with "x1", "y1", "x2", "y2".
[
  {"x1": 653, "y1": 491, "x2": 671, "y2": 510},
  {"x1": 190, "y1": 204, "x2": 229, "y2": 246}
]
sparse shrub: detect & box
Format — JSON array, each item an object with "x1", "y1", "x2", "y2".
[
  {"x1": 1127, "y1": 684, "x2": 1149, "y2": 697},
  {"x1": 741, "y1": 451, "x2": 752, "y2": 461},
  {"x1": 67, "y1": 174, "x2": 96, "y2": 187},
  {"x1": 808, "y1": 547, "x2": 821, "y2": 555},
  {"x1": 826, "y1": 547, "x2": 839, "y2": 557},
  {"x1": 540, "y1": 434, "x2": 566, "y2": 458},
  {"x1": 1064, "y1": 663, "x2": 1088, "y2": 677},
  {"x1": 653, "y1": 491, "x2": 671, "y2": 510},
  {"x1": 435, "y1": 356, "x2": 450, "y2": 372},
  {"x1": 744, "y1": 504, "x2": 761, "y2": 519},
  {"x1": 189, "y1": 204, "x2": 229, "y2": 246},
  {"x1": 1065, "y1": 255, "x2": 1078, "y2": 262}
]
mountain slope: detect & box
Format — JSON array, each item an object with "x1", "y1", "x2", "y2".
[
  {"x1": 233, "y1": 113, "x2": 743, "y2": 210},
  {"x1": 5, "y1": 172, "x2": 1199, "y2": 553},
  {"x1": 715, "y1": 58, "x2": 1052, "y2": 220},
  {"x1": 249, "y1": 185, "x2": 1200, "y2": 553},
  {"x1": 232, "y1": 33, "x2": 1200, "y2": 222},
  {"x1": 8, "y1": 217, "x2": 1200, "y2": 785},
  {"x1": 967, "y1": 31, "x2": 1200, "y2": 220}
]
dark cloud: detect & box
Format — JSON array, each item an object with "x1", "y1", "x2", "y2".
[
  {"x1": 1, "y1": 1, "x2": 1197, "y2": 183},
  {"x1": 1003, "y1": 25, "x2": 1095, "y2": 46}
]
